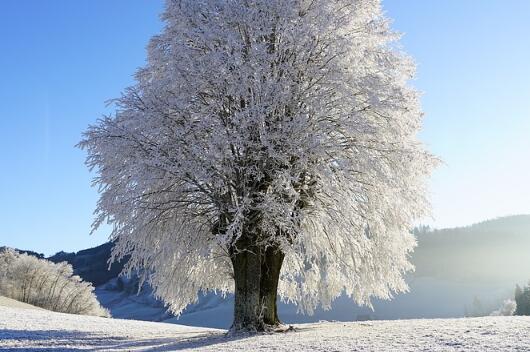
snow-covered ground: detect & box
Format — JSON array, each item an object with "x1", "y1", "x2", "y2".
[
  {"x1": 0, "y1": 296, "x2": 44, "y2": 310},
  {"x1": 1, "y1": 305, "x2": 530, "y2": 351}
]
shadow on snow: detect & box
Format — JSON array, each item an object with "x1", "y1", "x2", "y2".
[{"x1": 0, "y1": 329, "x2": 250, "y2": 351}]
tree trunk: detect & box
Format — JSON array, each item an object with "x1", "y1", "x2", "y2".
[
  {"x1": 230, "y1": 238, "x2": 285, "y2": 332},
  {"x1": 231, "y1": 238, "x2": 264, "y2": 331},
  {"x1": 260, "y1": 246, "x2": 284, "y2": 326}
]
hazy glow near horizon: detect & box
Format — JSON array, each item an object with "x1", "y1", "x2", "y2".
[{"x1": 0, "y1": 0, "x2": 529, "y2": 255}]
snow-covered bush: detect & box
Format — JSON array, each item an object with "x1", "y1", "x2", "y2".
[
  {"x1": 0, "y1": 248, "x2": 109, "y2": 317},
  {"x1": 490, "y1": 299, "x2": 516, "y2": 316}
]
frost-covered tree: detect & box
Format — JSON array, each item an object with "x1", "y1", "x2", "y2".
[
  {"x1": 0, "y1": 248, "x2": 109, "y2": 317},
  {"x1": 490, "y1": 299, "x2": 516, "y2": 316},
  {"x1": 80, "y1": 0, "x2": 435, "y2": 331}
]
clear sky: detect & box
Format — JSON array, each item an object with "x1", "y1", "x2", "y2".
[{"x1": 0, "y1": 1, "x2": 529, "y2": 256}]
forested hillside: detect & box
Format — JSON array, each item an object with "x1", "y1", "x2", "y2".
[{"x1": 412, "y1": 215, "x2": 530, "y2": 284}]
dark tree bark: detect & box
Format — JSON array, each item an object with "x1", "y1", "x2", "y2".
[
  {"x1": 230, "y1": 236, "x2": 285, "y2": 331},
  {"x1": 230, "y1": 235, "x2": 264, "y2": 331},
  {"x1": 260, "y1": 246, "x2": 284, "y2": 326}
]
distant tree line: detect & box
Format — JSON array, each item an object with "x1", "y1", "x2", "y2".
[
  {"x1": 0, "y1": 248, "x2": 109, "y2": 317},
  {"x1": 515, "y1": 283, "x2": 530, "y2": 315}
]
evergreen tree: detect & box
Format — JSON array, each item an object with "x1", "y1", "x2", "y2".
[{"x1": 515, "y1": 282, "x2": 530, "y2": 315}]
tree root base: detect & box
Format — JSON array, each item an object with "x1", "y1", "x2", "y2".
[{"x1": 227, "y1": 323, "x2": 296, "y2": 336}]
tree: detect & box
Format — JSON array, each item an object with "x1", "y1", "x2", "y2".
[
  {"x1": 0, "y1": 248, "x2": 109, "y2": 317},
  {"x1": 490, "y1": 299, "x2": 516, "y2": 316},
  {"x1": 515, "y1": 282, "x2": 530, "y2": 315},
  {"x1": 79, "y1": 0, "x2": 435, "y2": 331}
]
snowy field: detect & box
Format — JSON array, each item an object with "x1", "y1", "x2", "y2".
[
  {"x1": 2, "y1": 304, "x2": 530, "y2": 351},
  {"x1": 0, "y1": 296, "x2": 45, "y2": 311}
]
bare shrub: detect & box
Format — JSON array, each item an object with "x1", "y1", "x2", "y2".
[{"x1": 0, "y1": 248, "x2": 109, "y2": 317}]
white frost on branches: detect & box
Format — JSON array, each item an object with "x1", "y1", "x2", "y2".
[
  {"x1": 80, "y1": 0, "x2": 436, "y2": 316},
  {"x1": 0, "y1": 249, "x2": 109, "y2": 317},
  {"x1": 490, "y1": 299, "x2": 516, "y2": 317}
]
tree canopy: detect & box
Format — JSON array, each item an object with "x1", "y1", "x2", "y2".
[{"x1": 80, "y1": 0, "x2": 436, "y2": 330}]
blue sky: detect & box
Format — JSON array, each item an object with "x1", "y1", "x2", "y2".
[{"x1": 0, "y1": 1, "x2": 529, "y2": 256}]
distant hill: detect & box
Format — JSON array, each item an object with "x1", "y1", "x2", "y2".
[
  {"x1": 45, "y1": 214, "x2": 530, "y2": 289},
  {"x1": 412, "y1": 215, "x2": 530, "y2": 284},
  {"x1": 5, "y1": 214, "x2": 530, "y2": 328},
  {"x1": 0, "y1": 247, "x2": 44, "y2": 259},
  {"x1": 48, "y1": 242, "x2": 126, "y2": 287}
]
